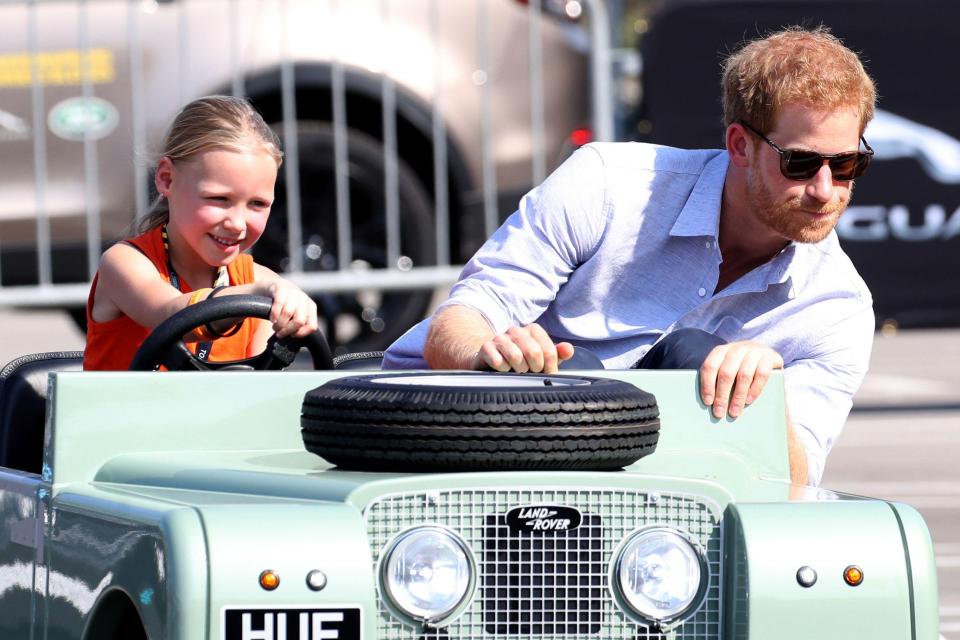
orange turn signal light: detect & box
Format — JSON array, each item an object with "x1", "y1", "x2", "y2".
[
  {"x1": 259, "y1": 570, "x2": 280, "y2": 591},
  {"x1": 843, "y1": 565, "x2": 863, "y2": 586}
]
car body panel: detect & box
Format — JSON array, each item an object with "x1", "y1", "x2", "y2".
[
  {"x1": 200, "y1": 502, "x2": 374, "y2": 640},
  {"x1": 0, "y1": 0, "x2": 588, "y2": 245},
  {"x1": 0, "y1": 468, "x2": 45, "y2": 635},
  {"x1": 725, "y1": 501, "x2": 915, "y2": 639},
  {"x1": 48, "y1": 370, "x2": 789, "y2": 491},
  {"x1": 889, "y1": 501, "x2": 941, "y2": 640},
  {"x1": 47, "y1": 487, "x2": 199, "y2": 639},
  {"x1": 0, "y1": 368, "x2": 940, "y2": 638}
]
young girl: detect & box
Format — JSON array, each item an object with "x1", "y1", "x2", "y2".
[{"x1": 83, "y1": 95, "x2": 318, "y2": 370}]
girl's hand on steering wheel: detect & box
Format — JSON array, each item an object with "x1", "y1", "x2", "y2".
[{"x1": 262, "y1": 279, "x2": 319, "y2": 339}]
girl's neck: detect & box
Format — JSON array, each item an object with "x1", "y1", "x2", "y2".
[{"x1": 163, "y1": 224, "x2": 217, "y2": 290}]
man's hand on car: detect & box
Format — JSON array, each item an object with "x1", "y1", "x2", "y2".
[
  {"x1": 698, "y1": 340, "x2": 784, "y2": 419},
  {"x1": 473, "y1": 324, "x2": 575, "y2": 374}
]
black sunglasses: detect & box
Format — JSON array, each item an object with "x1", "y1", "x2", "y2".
[{"x1": 740, "y1": 120, "x2": 873, "y2": 182}]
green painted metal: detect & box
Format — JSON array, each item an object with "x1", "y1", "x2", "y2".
[
  {"x1": 583, "y1": 369, "x2": 791, "y2": 485},
  {"x1": 888, "y1": 502, "x2": 941, "y2": 640},
  {"x1": 725, "y1": 501, "x2": 915, "y2": 640},
  {"x1": 199, "y1": 503, "x2": 378, "y2": 639},
  {"x1": 0, "y1": 469, "x2": 43, "y2": 636},
  {"x1": 50, "y1": 484, "x2": 209, "y2": 639},
  {"x1": 0, "y1": 367, "x2": 936, "y2": 638},
  {"x1": 48, "y1": 369, "x2": 790, "y2": 491}
]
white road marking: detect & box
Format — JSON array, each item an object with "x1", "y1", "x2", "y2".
[
  {"x1": 832, "y1": 427, "x2": 960, "y2": 447},
  {"x1": 832, "y1": 481, "x2": 960, "y2": 494},
  {"x1": 889, "y1": 497, "x2": 960, "y2": 509},
  {"x1": 856, "y1": 373, "x2": 955, "y2": 399},
  {"x1": 825, "y1": 481, "x2": 960, "y2": 508}
]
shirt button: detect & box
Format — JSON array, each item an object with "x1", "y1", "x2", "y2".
[
  {"x1": 698, "y1": 287, "x2": 707, "y2": 297},
  {"x1": 705, "y1": 240, "x2": 712, "y2": 248}
]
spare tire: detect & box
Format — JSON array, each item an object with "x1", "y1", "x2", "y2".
[{"x1": 300, "y1": 372, "x2": 659, "y2": 471}]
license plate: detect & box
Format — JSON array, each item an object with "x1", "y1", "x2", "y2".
[{"x1": 222, "y1": 606, "x2": 361, "y2": 640}]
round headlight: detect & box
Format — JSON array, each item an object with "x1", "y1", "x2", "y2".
[
  {"x1": 616, "y1": 528, "x2": 705, "y2": 621},
  {"x1": 381, "y1": 526, "x2": 473, "y2": 623}
]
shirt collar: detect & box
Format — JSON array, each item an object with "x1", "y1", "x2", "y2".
[
  {"x1": 714, "y1": 242, "x2": 798, "y2": 299},
  {"x1": 759, "y1": 243, "x2": 798, "y2": 289},
  {"x1": 775, "y1": 232, "x2": 839, "y2": 294},
  {"x1": 670, "y1": 152, "x2": 729, "y2": 239},
  {"x1": 665, "y1": 150, "x2": 837, "y2": 296},
  {"x1": 750, "y1": 233, "x2": 838, "y2": 298}
]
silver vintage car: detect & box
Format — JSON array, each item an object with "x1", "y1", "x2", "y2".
[{"x1": 0, "y1": 0, "x2": 593, "y2": 352}]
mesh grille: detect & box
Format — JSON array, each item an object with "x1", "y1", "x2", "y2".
[{"x1": 364, "y1": 488, "x2": 723, "y2": 640}]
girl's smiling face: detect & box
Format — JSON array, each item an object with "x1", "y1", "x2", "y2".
[{"x1": 156, "y1": 148, "x2": 277, "y2": 276}]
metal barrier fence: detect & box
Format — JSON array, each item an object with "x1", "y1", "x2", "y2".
[{"x1": 0, "y1": 0, "x2": 614, "y2": 349}]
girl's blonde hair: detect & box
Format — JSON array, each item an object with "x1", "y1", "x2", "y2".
[
  {"x1": 722, "y1": 26, "x2": 876, "y2": 136},
  {"x1": 132, "y1": 95, "x2": 283, "y2": 236}
]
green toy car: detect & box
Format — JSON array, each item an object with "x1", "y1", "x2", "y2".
[{"x1": 0, "y1": 297, "x2": 940, "y2": 639}]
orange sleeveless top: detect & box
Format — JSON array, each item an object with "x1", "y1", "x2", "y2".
[{"x1": 83, "y1": 226, "x2": 258, "y2": 371}]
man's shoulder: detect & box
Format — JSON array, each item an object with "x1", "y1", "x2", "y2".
[
  {"x1": 804, "y1": 232, "x2": 873, "y2": 303},
  {"x1": 583, "y1": 141, "x2": 726, "y2": 175}
]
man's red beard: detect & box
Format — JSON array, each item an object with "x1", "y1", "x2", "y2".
[{"x1": 748, "y1": 169, "x2": 850, "y2": 244}]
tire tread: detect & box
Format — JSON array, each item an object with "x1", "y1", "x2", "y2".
[{"x1": 301, "y1": 373, "x2": 661, "y2": 471}]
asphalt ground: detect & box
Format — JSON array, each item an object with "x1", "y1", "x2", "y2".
[{"x1": 1, "y1": 309, "x2": 958, "y2": 636}]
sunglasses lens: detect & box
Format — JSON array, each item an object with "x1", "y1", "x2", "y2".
[
  {"x1": 782, "y1": 151, "x2": 871, "y2": 181},
  {"x1": 853, "y1": 152, "x2": 871, "y2": 179},
  {"x1": 781, "y1": 151, "x2": 823, "y2": 180},
  {"x1": 827, "y1": 153, "x2": 863, "y2": 181},
  {"x1": 750, "y1": 122, "x2": 874, "y2": 182}
]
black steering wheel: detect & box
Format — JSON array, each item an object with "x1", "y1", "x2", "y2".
[{"x1": 129, "y1": 294, "x2": 334, "y2": 371}]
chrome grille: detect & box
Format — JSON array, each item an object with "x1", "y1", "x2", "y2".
[
  {"x1": 482, "y1": 512, "x2": 605, "y2": 635},
  {"x1": 364, "y1": 488, "x2": 723, "y2": 640}
]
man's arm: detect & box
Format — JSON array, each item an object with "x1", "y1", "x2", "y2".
[
  {"x1": 386, "y1": 145, "x2": 607, "y2": 371},
  {"x1": 423, "y1": 305, "x2": 495, "y2": 370},
  {"x1": 424, "y1": 305, "x2": 574, "y2": 373},
  {"x1": 786, "y1": 412, "x2": 809, "y2": 485}
]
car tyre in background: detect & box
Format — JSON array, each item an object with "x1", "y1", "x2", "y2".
[
  {"x1": 301, "y1": 372, "x2": 661, "y2": 471},
  {"x1": 254, "y1": 123, "x2": 436, "y2": 355}
]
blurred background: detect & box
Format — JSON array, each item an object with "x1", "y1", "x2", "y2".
[
  {"x1": 5, "y1": 0, "x2": 959, "y2": 354},
  {"x1": 0, "y1": 0, "x2": 957, "y2": 636}
]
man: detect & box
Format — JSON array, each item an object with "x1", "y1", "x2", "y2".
[{"x1": 383, "y1": 27, "x2": 876, "y2": 486}]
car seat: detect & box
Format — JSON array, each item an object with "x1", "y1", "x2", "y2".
[{"x1": 0, "y1": 351, "x2": 83, "y2": 474}]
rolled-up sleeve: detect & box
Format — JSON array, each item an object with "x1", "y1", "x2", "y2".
[
  {"x1": 783, "y1": 302, "x2": 875, "y2": 485},
  {"x1": 383, "y1": 145, "x2": 609, "y2": 368},
  {"x1": 439, "y1": 146, "x2": 609, "y2": 331}
]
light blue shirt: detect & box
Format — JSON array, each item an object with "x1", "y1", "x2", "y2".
[{"x1": 384, "y1": 142, "x2": 874, "y2": 485}]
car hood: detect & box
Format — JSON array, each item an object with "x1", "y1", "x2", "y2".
[
  {"x1": 51, "y1": 370, "x2": 867, "y2": 510},
  {"x1": 89, "y1": 447, "x2": 871, "y2": 514}
]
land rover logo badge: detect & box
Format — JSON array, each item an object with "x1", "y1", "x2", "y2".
[
  {"x1": 47, "y1": 96, "x2": 118, "y2": 141},
  {"x1": 506, "y1": 505, "x2": 582, "y2": 533}
]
